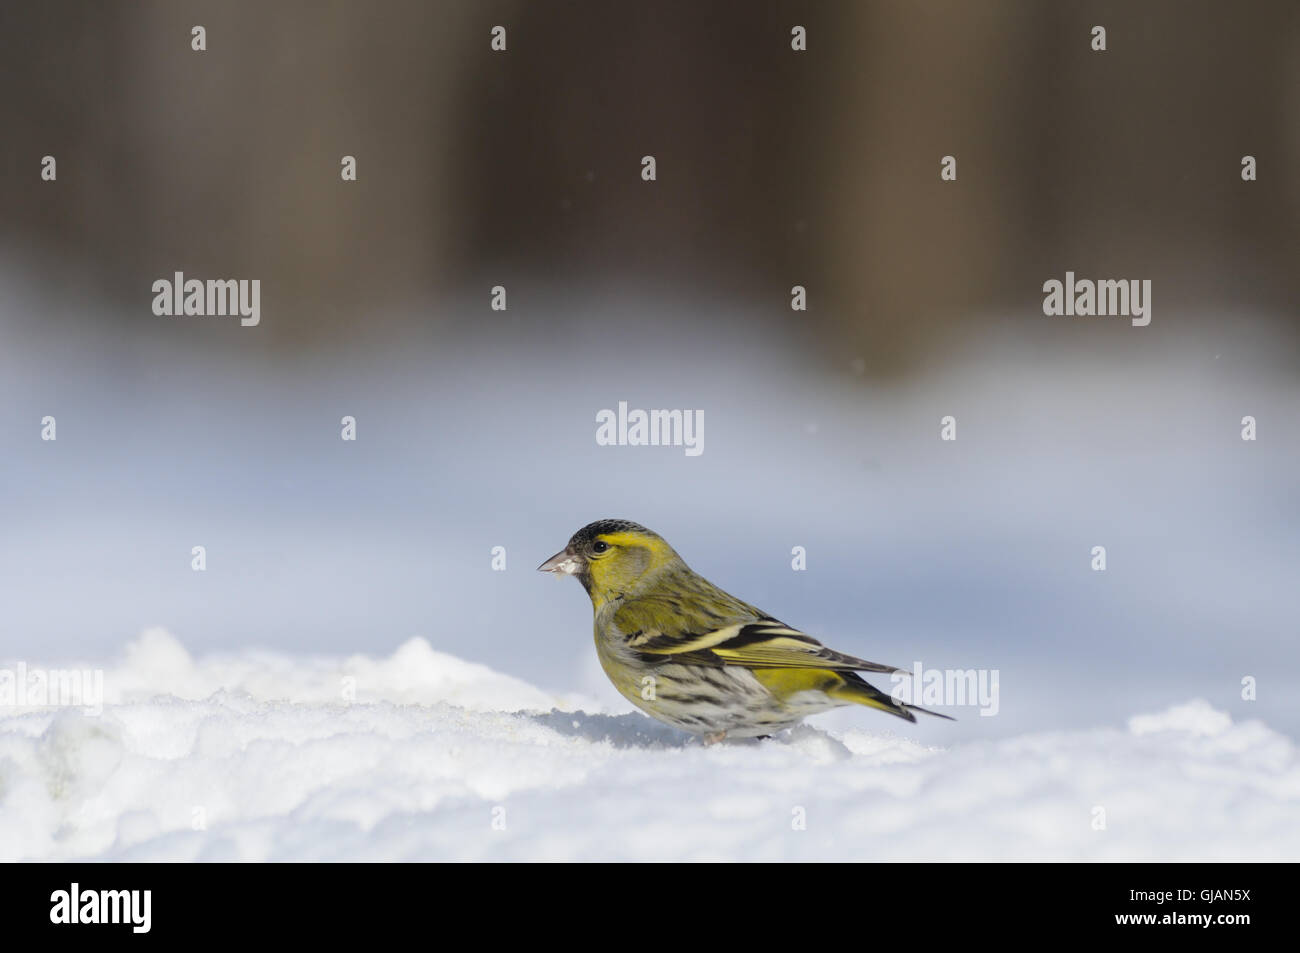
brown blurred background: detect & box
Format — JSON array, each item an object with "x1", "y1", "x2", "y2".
[{"x1": 3, "y1": 0, "x2": 1296, "y2": 374}]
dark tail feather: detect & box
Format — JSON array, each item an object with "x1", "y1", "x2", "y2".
[
  {"x1": 830, "y1": 672, "x2": 956, "y2": 723},
  {"x1": 906, "y1": 703, "x2": 956, "y2": 721}
]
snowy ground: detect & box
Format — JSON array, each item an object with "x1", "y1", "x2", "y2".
[{"x1": 2, "y1": 629, "x2": 1297, "y2": 862}]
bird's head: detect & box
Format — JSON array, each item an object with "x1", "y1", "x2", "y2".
[{"x1": 538, "y1": 519, "x2": 681, "y2": 606}]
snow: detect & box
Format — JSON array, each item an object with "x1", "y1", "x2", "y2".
[{"x1": 2, "y1": 630, "x2": 1297, "y2": 862}]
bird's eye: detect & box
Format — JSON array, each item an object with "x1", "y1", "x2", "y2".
[{"x1": 592, "y1": 540, "x2": 609, "y2": 554}]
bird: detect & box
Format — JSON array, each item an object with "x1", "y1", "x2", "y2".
[{"x1": 538, "y1": 519, "x2": 951, "y2": 743}]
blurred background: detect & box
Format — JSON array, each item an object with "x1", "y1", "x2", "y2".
[{"x1": 1, "y1": 0, "x2": 1297, "y2": 742}]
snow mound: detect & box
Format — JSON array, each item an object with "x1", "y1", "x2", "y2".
[
  {"x1": 96, "y1": 627, "x2": 576, "y2": 712},
  {"x1": 1, "y1": 631, "x2": 1297, "y2": 861}
]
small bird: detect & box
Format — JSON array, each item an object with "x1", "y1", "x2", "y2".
[{"x1": 539, "y1": 519, "x2": 951, "y2": 743}]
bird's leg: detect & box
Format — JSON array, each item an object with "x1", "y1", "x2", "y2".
[{"x1": 702, "y1": 731, "x2": 727, "y2": 746}]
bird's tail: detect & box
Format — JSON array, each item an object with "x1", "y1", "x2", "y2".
[{"x1": 828, "y1": 672, "x2": 956, "y2": 723}]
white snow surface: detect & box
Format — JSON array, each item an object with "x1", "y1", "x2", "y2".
[{"x1": 1, "y1": 629, "x2": 1297, "y2": 862}]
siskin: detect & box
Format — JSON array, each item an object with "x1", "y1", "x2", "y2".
[{"x1": 539, "y1": 519, "x2": 951, "y2": 743}]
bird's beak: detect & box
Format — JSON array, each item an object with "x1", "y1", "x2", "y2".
[{"x1": 537, "y1": 547, "x2": 583, "y2": 576}]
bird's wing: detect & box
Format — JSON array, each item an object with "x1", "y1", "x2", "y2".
[{"x1": 621, "y1": 615, "x2": 905, "y2": 675}]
